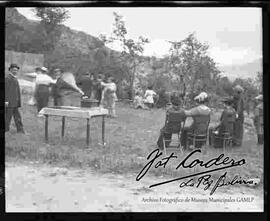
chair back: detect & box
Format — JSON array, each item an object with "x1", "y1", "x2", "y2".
[
  {"x1": 192, "y1": 114, "x2": 210, "y2": 135},
  {"x1": 222, "y1": 110, "x2": 236, "y2": 135},
  {"x1": 165, "y1": 111, "x2": 186, "y2": 133}
]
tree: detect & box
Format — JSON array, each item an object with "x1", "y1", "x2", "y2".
[
  {"x1": 32, "y1": 7, "x2": 70, "y2": 54},
  {"x1": 100, "y1": 12, "x2": 149, "y2": 99},
  {"x1": 168, "y1": 33, "x2": 220, "y2": 104}
]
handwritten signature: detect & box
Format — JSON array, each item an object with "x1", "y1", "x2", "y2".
[{"x1": 136, "y1": 149, "x2": 252, "y2": 195}]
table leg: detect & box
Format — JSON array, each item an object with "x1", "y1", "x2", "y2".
[
  {"x1": 86, "y1": 118, "x2": 90, "y2": 147},
  {"x1": 61, "y1": 116, "x2": 65, "y2": 138},
  {"x1": 102, "y1": 115, "x2": 105, "y2": 146},
  {"x1": 45, "y1": 115, "x2": 48, "y2": 142}
]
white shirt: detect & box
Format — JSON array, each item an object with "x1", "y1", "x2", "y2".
[
  {"x1": 35, "y1": 73, "x2": 56, "y2": 85},
  {"x1": 144, "y1": 89, "x2": 156, "y2": 104}
]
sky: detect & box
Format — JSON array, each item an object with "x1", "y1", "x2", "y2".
[{"x1": 17, "y1": 7, "x2": 262, "y2": 66}]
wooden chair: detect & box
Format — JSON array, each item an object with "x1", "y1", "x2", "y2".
[
  {"x1": 162, "y1": 111, "x2": 186, "y2": 155},
  {"x1": 187, "y1": 114, "x2": 210, "y2": 149},
  {"x1": 212, "y1": 112, "x2": 235, "y2": 151}
]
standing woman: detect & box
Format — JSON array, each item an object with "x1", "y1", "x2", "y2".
[
  {"x1": 232, "y1": 85, "x2": 245, "y2": 147},
  {"x1": 144, "y1": 86, "x2": 157, "y2": 109},
  {"x1": 35, "y1": 67, "x2": 56, "y2": 113},
  {"x1": 100, "y1": 76, "x2": 117, "y2": 117}
]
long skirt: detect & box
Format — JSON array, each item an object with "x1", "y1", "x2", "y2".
[
  {"x1": 233, "y1": 118, "x2": 244, "y2": 146},
  {"x1": 157, "y1": 126, "x2": 173, "y2": 149},
  {"x1": 35, "y1": 85, "x2": 50, "y2": 112}
]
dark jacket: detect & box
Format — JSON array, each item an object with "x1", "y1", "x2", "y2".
[
  {"x1": 5, "y1": 73, "x2": 21, "y2": 107},
  {"x1": 77, "y1": 75, "x2": 92, "y2": 97},
  {"x1": 52, "y1": 78, "x2": 79, "y2": 98},
  {"x1": 232, "y1": 95, "x2": 244, "y2": 121},
  {"x1": 253, "y1": 102, "x2": 263, "y2": 135},
  {"x1": 217, "y1": 106, "x2": 236, "y2": 135}
]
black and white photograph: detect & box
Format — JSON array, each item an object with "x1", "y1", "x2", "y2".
[{"x1": 4, "y1": 5, "x2": 264, "y2": 212}]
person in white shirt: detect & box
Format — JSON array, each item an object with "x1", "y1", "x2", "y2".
[
  {"x1": 35, "y1": 67, "x2": 56, "y2": 112},
  {"x1": 100, "y1": 76, "x2": 117, "y2": 117},
  {"x1": 144, "y1": 86, "x2": 157, "y2": 108}
]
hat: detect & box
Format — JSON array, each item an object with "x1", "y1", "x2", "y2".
[
  {"x1": 54, "y1": 68, "x2": 61, "y2": 72},
  {"x1": 40, "y1": 67, "x2": 48, "y2": 73},
  {"x1": 194, "y1": 92, "x2": 208, "y2": 102},
  {"x1": 255, "y1": 94, "x2": 263, "y2": 101},
  {"x1": 234, "y1": 85, "x2": 244, "y2": 93},
  {"x1": 8, "y1": 63, "x2": 20, "y2": 70}
]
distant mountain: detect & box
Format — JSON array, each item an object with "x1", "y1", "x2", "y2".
[
  {"x1": 4, "y1": 8, "x2": 145, "y2": 77},
  {"x1": 218, "y1": 58, "x2": 262, "y2": 80}
]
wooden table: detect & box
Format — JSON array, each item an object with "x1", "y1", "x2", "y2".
[{"x1": 39, "y1": 106, "x2": 108, "y2": 147}]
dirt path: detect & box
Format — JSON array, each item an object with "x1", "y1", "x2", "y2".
[{"x1": 5, "y1": 162, "x2": 263, "y2": 212}]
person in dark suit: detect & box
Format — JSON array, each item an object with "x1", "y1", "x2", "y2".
[
  {"x1": 77, "y1": 72, "x2": 94, "y2": 98},
  {"x1": 209, "y1": 97, "x2": 236, "y2": 147},
  {"x1": 232, "y1": 85, "x2": 245, "y2": 146},
  {"x1": 5, "y1": 63, "x2": 25, "y2": 133}
]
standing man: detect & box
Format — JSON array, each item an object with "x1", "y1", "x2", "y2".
[
  {"x1": 232, "y1": 85, "x2": 245, "y2": 147},
  {"x1": 35, "y1": 67, "x2": 56, "y2": 113},
  {"x1": 253, "y1": 94, "x2": 263, "y2": 145},
  {"x1": 5, "y1": 64, "x2": 25, "y2": 133},
  {"x1": 51, "y1": 68, "x2": 63, "y2": 106}
]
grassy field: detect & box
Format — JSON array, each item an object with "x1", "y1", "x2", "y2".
[{"x1": 5, "y1": 93, "x2": 264, "y2": 189}]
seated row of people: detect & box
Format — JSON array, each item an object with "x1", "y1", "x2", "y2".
[
  {"x1": 156, "y1": 87, "x2": 262, "y2": 151},
  {"x1": 157, "y1": 91, "x2": 212, "y2": 150}
]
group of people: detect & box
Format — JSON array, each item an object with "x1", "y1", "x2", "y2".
[
  {"x1": 133, "y1": 86, "x2": 157, "y2": 109},
  {"x1": 5, "y1": 63, "x2": 119, "y2": 135},
  {"x1": 77, "y1": 72, "x2": 118, "y2": 117},
  {"x1": 5, "y1": 63, "x2": 264, "y2": 148},
  {"x1": 156, "y1": 85, "x2": 264, "y2": 150}
]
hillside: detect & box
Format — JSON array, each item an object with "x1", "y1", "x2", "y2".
[
  {"x1": 5, "y1": 7, "x2": 261, "y2": 97},
  {"x1": 5, "y1": 7, "x2": 105, "y2": 54}
]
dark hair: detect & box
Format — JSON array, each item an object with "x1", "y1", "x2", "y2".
[
  {"x1": 148, "y1": 85, "x2": 153, "y2": 90},
  {"x1": 171, "y1": 93, "x2": 181, "y2": 106}
]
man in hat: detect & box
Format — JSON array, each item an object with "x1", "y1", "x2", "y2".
[
  {"x1": 180, "y1": 92, "x2": 211, "y2": 149},
  {"x1": 5, "y1": 64, "x2": 25, "y2": 133},
  {"x1": 209, "y1": 97, "x2": 236, "y2": 147},
  {"x1": 253, "y1": 94, "x2": 263, "y2": 145},
  {"x1": 232, "y1": 85, "x2": 245, "y2": 146},
  {"x1": 35, "y1": 67, "x2": 56, "y2": 113}
]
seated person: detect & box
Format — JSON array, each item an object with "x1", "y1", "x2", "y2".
[
  {"x1": 157, "y1": 94, "x2": 185, "y2": 149},
  {"x1": 180, "y1": 92, "x2": 211, "y2": 149},
  {"x1": 133, "y1": 91, "x2": 147, "y2": 109},
  {"x1": 209, "y1": 97, "x2": 236, "y2": 147}
]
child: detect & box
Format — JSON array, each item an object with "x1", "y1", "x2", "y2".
[
  {"x1": 133, "y1": 91, "x2": 146, "y2": 109},
  {"x1": 144, "y1": 86, "x2": 157, "y2": 108},
  {"x1": 100, "y1": 76, "x2": 117, "y2": 118}
]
